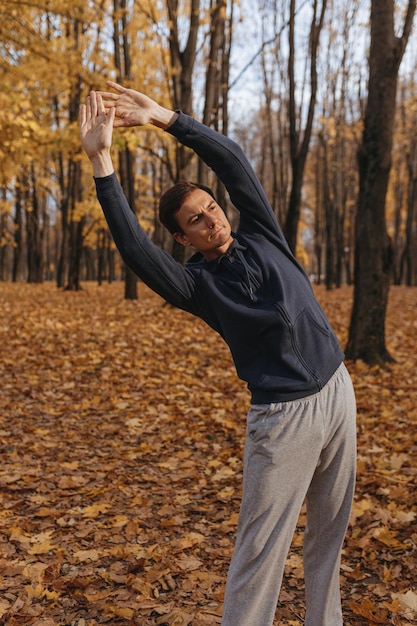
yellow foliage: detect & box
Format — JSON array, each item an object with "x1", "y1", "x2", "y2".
[{"x1": 0, "y1": 199, "x2": 13, "y2": 215}]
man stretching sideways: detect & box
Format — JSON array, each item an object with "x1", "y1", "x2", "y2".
[{"x1": 79, "y1": 83, "x2": 356, "y2": 626}]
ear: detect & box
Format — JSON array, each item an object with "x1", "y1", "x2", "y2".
[{"x1": 173, "y1": 232, "x2": 191, "y2": 246}]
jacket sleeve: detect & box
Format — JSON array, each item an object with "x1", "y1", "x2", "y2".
[
  {"x1": 167, "y1": 112, "x2": 288, "y2": 245},
  {"x1": 95, "y1": 172, "x2": 197, "y2": 311}
]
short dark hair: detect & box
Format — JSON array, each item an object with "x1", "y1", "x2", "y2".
[{"x1": 158, "y1": 181, "x2": 216, "y2": 234}]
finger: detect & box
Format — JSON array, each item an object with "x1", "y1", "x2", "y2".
[
  {"x1": 106, "y1": 80, "x2": 126, "y2": 93},
  {"x1": 108, "y1": 106, "x2": 116, "y2": 125},
  {"x1": 84, "y1": 95, "x2": 93, "y2": 122},
  {"x1": 97, "y1": 91, "x2": 118, "y2": 100},
  {"x1": 97, "y1": 91, "x2": 119, "y2": 100},
  {"x1": 97, "y1": 92, "x2": 118, "y2": 109},
  {"x1": 96, "y1": 92, "x2": 105, "y2": 114},
  {"x1": 79, "y1": 103, "x2": 86, "y2": 126},
  {"x1": 89, "y1": 91, "x2": 98, "y2": 117}
]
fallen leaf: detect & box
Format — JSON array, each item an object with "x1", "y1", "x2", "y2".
[
  {"x1": 0, "y1": 283, "x2": 415, "y2": 626},
  {"x1": 391, "y1": 589, "x2": 417, "y2": 612}
]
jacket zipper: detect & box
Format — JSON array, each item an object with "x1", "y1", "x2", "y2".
[
  {"x1": 226, "y1": 252, "x2": 255, "y2": 301},
  {"x1": 277, "y1": 303, "x2": 322, "y2": 387}
]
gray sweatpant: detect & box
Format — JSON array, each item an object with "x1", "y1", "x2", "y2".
[{"x1": 221, "y1": 363, "x2": 357, "y2": 626}]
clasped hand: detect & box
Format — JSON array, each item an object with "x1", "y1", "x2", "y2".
[
  {"x1": 79, "y1": 81, "x2": 156, "y2": 158},
  {"x1": 98, "y1": 81, "x2": 157, "y2": 128},
  {"x1": 79, "y1": 81, "x2": 177, "y2": 164}
]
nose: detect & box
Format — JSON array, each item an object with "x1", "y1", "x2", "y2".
[
  {"x1": 204, "y1": 212, "x2": 216, "y2": 228},
  {"x1": 205, "y1": 213, "x2": 216, "y2": 228}
]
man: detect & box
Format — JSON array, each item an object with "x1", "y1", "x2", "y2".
[{"x1": 79, "y1": 84, "x2": 356, "y2": 626}]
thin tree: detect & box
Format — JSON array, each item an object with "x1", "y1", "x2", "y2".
[
  {"x1": 199, "y1": 0, "x2": 235, "y2": 210},
  {"x1": 284, "y1": 0, "x2": 327, "y2": 255},
  {"x1": 345, "y1": 0, "x2": 416, "y2": 363},
  {"x1": 113, "y1": 0, "x2": 138, "y2": 299},
  {"x1": 403, "y1": 137, "x2": 417, "y2": 285},
  {"x1": 57, "y1": 17, "x2": 84, "y2": 291},
  {"x1": 26, "y1": 164, "x2": 45, "y2": 283},
  {"x1": 401, "y1": 78, "x2": 417, "y2": 286},
  {"x1": 165, "y1": 0, "x2": 201, "y2": 262},
  {"x1": 258, "y1": 1, "x2": 287, "y2": 223},
  {"x1": 12, "y1": 182, "x2": 23, "y2": 282}
]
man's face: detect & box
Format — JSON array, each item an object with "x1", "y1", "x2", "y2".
[{"x1": 173, "y1": 188, "x2": 233, "y2": 260}]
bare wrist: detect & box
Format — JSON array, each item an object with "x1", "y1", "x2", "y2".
[
  {"x1": 90, "y1": 152, "x2": 114, "y2": 177},
  {"x1": 151, "y1": 106, "x2": 179, "y2": 129}
]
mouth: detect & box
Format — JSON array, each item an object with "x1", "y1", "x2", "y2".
[{"x1": 209, "y1": 227, "x2": 222, "y2": 240}]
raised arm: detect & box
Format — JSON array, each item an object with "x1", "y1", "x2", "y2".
[
  {"x1": 166, "y1": 114, "x2": 283, "y2": 240},
  {"x1": 100, "y1": 82, "x2": 285, "y2": 243},
  {"x1": 79, "y1": 90, "x2": 197, "y2": 310}
]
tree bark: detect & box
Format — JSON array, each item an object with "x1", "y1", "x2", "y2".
[
  {"x1": 26, "y1": 165, "x2": 44, "y2": 283},
  {"x1": 113, "y1": 0, "x2": 138, "y2": 299},
  {"x1": 166, "y1": 0, "x2": 201, "y2": 263},
  {"x1": 57, "y1": 18, "x2": 83, "y2": 290},
  {"x1": 402, "y1": 140, "x2": 417, "y2": 285},
  {"x1": 284, "y1": 0, "x2": 327, "y2": 254},
  {"x1": 65, "y1": 159, "x2": 83, "y2": 291},
  {"x1": 198, "y1": 0, "x2": 226, "y2": 185},
  {"x1": 345, "y1": 0, "x2": 416, "y2": 363},
  {"x1": 198, "y1": 0, "x2": 233, "y2": 213},
  {"x1": 0, "y1": 187, "x2": 9, "y2": 281},
  {"x1": 12, "y1": 182, "x2": 23, "y2": 282}
]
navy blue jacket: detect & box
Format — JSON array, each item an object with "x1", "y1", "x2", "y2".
[{"x1": 95, "y1": 112, "x2": 344, "y2": 404}]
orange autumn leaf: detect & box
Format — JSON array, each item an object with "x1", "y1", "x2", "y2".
[
  {"x1": 372, "y1": 526, "x2": 407, "y2": 550},
  {"x1": 0, "y1": 282, "x2": 415, "y2": 626},
  {"x1": 348, "y1": 598, "x2": 389, "y2": 623}
]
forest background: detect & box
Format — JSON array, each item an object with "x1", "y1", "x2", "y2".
[
  {"x1": 0, "y1": 0, "x2": 416, "y2": 292},
  {"x1": 1, "y1": 0, "x2": 417, "y2": 365},
  {"x1": 0, "y1": 1, "x2": 417, "y2": 625}
]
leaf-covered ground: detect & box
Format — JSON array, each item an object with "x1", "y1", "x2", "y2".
[{"x1": 0, "y1": 282, "x2": 416, "y2": 626}]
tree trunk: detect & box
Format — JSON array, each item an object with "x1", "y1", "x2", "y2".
[
  {"x1": 12, "y1": 182, "x2": 23, "y2": 282},
  {"x1": 56, "y1": 16, "x2": 83, "y2": 290},
  {"x1": 119, "y1": 149, "x2": 138, "y2": 299},
  {"x1": 216, "y1": 0, "x2": 233, "y2": 210},
  {"x1": 165, "y1": 0, "x2": 201, "y2": 264},
  {"x1": 0, "y1": 187, "x2": 9, "y2": 281},
  {"x1": 113, "y1": 0, "x2": 138, "y2": 299},
  {"x1": 314, "y1": 140, "x2": 324, "y2": 285},
  {"x1": 198, "y1": 0, "x2": 233, "y2": 212},
  {"x1": 65, "y1": 217, "x2": 84, "y2": 291},
  {"x1": 402, "y1": 141, "x2": 417, "y2": 285},
  {"x1": 26, "y1": 167, "x2": 44, "y2": 283},
  {"x1": 284, "y1": 0, "x2": 327, "y2": 254},
  {"x1": 64, "y1": 159, "x2": 83, "y2": 290},
  {"x1": 260, "y1": 48, "x2": 280, "y2": 216},
  {"x1": 345, "y1": 0, "x2": 416, "y2": 363},
  {"x1": 198, "y1": 0, "x2": 226, "y2": 185}
]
